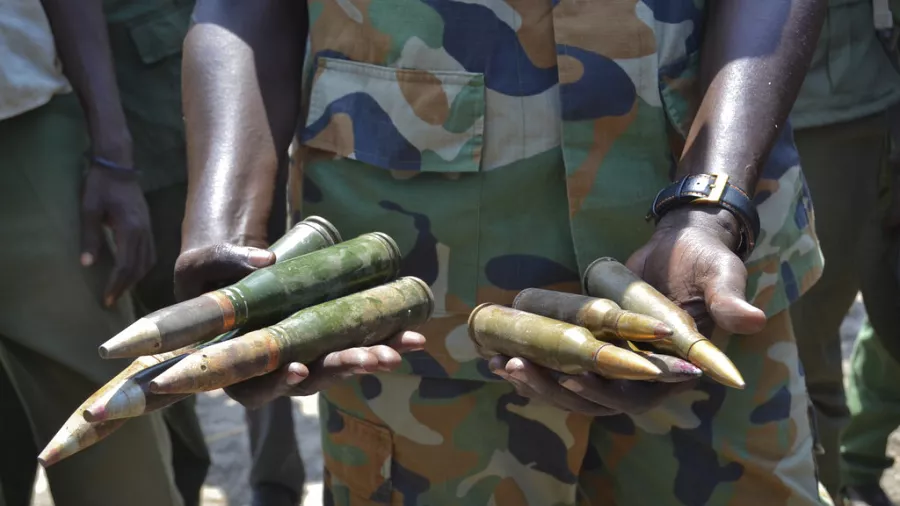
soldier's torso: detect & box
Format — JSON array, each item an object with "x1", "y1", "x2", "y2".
[{"x1": 292, "y1": 0, "x2": 824, "y2": 381}]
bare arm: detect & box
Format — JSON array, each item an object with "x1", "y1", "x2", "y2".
[
  {"x1": 40, "y1": 0, "x2": 155, "y2": 307},
  {"x1": 180, "y1": 0, "x2": 306, "y2": 253},
  {"x1": 681, "y1": 0, "x2": 826, "y2": 200}
]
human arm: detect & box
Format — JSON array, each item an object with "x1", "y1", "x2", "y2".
[
  {"x1": 175, "y1": 1, "x2": 423, "y2": 404},
  {"x1": 40, "y1": 0, "x2": 155, "y2": 307},
  {"x1": 495, "y1": 0, "x2": 826, "y2": 414}
]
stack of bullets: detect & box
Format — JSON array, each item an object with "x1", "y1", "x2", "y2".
[
  {"x1": 43, "y1": 218, "x2": 745, "y2": 467},
  {"x1": 39, "y1": 217, "x2": 436, "y2": 467},
  {"x1": 468, "y1": 257, "x2": 746, "y2": 389}
]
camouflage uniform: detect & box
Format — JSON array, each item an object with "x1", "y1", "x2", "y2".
[{"x1": 289, "y1": 1, "x2": 828, "y2": 504}]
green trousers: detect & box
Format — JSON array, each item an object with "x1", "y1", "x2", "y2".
[
  {"x1": 0, "y1": 93, "x2": 183, "y2": 506},
  {"x1": 791, "y1": 112, "x2": 889, "y2": 501},
  {"x1": 841, "y1": 318, "x2": 900, "y2": 487}
]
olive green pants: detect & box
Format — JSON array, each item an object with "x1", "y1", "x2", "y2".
[
  {"x1": 841, "y1": 318, "x2": 900, "y2": 487},
  {"x1": 0, "y1": 93, "x2": 183, "y2": 506},
  {"x1": 137, "y1": 184, "x2": 306, "y2": 499},
  {"x1": 791, "y1": 112, "x2": 889, "y2": 500}
]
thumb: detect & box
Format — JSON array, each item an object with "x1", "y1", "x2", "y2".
[{"x1": 701, "y1": 251, "x2": 766, "y2": 335}]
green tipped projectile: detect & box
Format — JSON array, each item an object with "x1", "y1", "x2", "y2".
[
  {"x1": 149, "y1": 277, "x2": 435, "y2": 394},
  {"x1": 582, "y1": 257, "x2": 745, "y2": 389},
  {"x1": 512, "y1": 288, "x2": 673, "y2": 341},
  {"x1": 44, "y1": 219, "x2": 343, "y2": 461},
  {"x1": 84, "y1": 219, "x2": 345, "y2": 421},
  {"x1": 468, "y1": 303, "x2": 662, "y2": 380},
  {"x1": 100, "y1": 230, "x2": 402, "y2": 359}
]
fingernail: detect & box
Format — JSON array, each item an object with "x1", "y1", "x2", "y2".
[
  {"x1": 81, "y1": 253, "x2": 94, "y2": 266},
  {"x1": 248, "y1": 250, "x2": 274, "y2": 267},
  {"x1": 559, "y1": 378, "x2": 583, "y2": 393},
  {"x1": 507, "y1": 358, "x2": 525, "y2": 372},
  {"x1": 285, "y1": 371, "x2": 303, "y2": 386}
]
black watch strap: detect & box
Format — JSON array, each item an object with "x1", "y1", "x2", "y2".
[{"x1": 646, "y1": 174, "x2": 760, "y2": 259}]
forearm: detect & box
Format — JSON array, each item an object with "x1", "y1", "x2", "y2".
[
  {"x1": 181, "y1": 0, "x2": 306, "y2": 250},
  {"x1": 680, "y1": 0, "x2": 826, "y2": 194},
  {"x1": 40, "y1": 0, "x2": 131, "y2": 164}
]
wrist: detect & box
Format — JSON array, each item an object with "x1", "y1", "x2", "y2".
[{"x1": 657, "y1": 207, "x2": 742, "y2": 252}]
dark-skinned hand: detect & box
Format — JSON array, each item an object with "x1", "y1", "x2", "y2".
[
  {"x1": 491, "y1": 207, "x2": 767, "y2": 416},
  {"x1": 80, "y1": 165, "x2": 156, "y2": 307},
  {"x1": 173, "y1": 243, "x2": 427, "y2": 408},
  {"x1": 227, "y1": 330, "x2": 426, "y2": 409}
]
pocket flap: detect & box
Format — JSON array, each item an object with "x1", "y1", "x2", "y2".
[
  {"x1": 128, "y1": 4, "x2": 192, "y2": 65},
  {"x1": 301, "y1": 57, "x2": 486, "y2": 173}
]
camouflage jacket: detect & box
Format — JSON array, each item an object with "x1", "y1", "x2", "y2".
[{"x1": 292, "y1": 0, "x2": 825, "y2": 381}]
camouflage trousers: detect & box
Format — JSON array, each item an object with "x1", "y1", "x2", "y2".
[
  {"x1": 294, "y1": 136, "x2": 828, "y2": 505},
  {"x1": 320, "y1": 310, "x2": 828, "y2": 506}
]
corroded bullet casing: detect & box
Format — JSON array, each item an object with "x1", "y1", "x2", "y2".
[
  {"x1": 512, "y1": 288, "x2": 672, "y2": 341},
  {"x1": 76, "y1": 216, "x2": 341, "y2": 430},
  {"x1": 101, "y1": 230, "x2": 401, "y2": 358},
  {"x1": 467, "y1": 303, "x2": 661, "y2": 380},
  {"x1": 149, "y1": 277, "x2": 435, "y2": 394},
  {"x1": 582, "y1": 257, "x2": 745, "y2": 389}
]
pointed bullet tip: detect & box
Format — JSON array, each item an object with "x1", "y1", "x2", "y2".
[
  {"x1": 687, "y1": 340, "x2": 745, "y2": 389},
  {"x1": 82, "y1": 407, "x2": 102, "y2": 423},
  {"x1": 655, "y1": 323, "x2": 674, "y2": 338}
]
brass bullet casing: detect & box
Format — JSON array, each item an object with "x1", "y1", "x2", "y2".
[
  {"x1": 149, "y1": 277, "x2": 435, "y2": 394},
  {"x1": 467, "y1": 303, "x2": 661, "y2": 381},
  {"x1": 100, "y1": 230, "x2": 401, "y2": 359},
  {"x1": 582, "y1": 257, "x2": 745, "y2": 389},
  {"x1": 512, "y1": 288, "x2": 672, "y2": 341}
]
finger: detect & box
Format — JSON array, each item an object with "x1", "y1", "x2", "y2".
[
  {"x1": 501, "y1": 358, "x2": 618, "y2": 416},
  {"x1": 225, "y1": 363, "x2": 311, "y2": 409},
  {"x1": 103, "y1": 227, "x2": 140, "y2": 307},
  {"x1": 293, "y1": 347, "x2": 392, "y2": 395},
  {"x1": 700, "y1": 249, "x2": 766, "y2": 335},
  {"x1": 80, "y1": 194, "x2": 104, "y2": 267},
  {"x1": 558, "y1": 373, "x2": 697, "y2": 415},
  {"x1": 174, "y1": 244, "x2": 276, "y2": 300},
  {"x1": 384, "y1": 331, "x2": 426, "y2": 354}
]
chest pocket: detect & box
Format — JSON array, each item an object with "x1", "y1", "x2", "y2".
[{"x1": 301, "y1": 57, "x2": 486, "y2": 174}]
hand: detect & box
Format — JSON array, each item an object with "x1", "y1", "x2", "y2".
[
  {"x1": 490, "y1": 206, "x2": 765, "y2": 416},
  {"x1": 174, "y1": 243, "x2": 276, "y2": 301},
  {"x1": 489, "y1": 355, "x2": 696, "y2": 416},
  {"x1": 224, "y1": 331, "x2": 426, "y2": 409},
  {"x1": 80, "y1": 165, "x2": 156, "y2": 307},
  {"x1": 626, "y1": 207, "x2": 766, "y2": 336}
]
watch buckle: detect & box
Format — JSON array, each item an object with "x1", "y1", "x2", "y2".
[{"x1": 696, "y1": 173, "x2": 728, "y2": 203}]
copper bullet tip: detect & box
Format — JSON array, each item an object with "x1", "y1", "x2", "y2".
[
  {"x1": 687, "y1": 339, "x2": 745, "y2": 389},
  {"x1": 595, "y1": 345, "x2": 663, "y2": 381},
  {"x1": 654, "y1": 322, "x2": 674, "y2": 338}
]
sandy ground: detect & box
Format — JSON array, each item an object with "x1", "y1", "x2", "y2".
[{"x1": 30, "y1": 296, "x2": 900, "y2": 506}]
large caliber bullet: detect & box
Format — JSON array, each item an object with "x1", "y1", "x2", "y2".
[
  {"x1": 511, "y1": 288, "x2": 672, "y2": 341},
  {"x1": 468, "y1": 304, "x2": 662, "y2": 380},
  {"x1": 149, "y1": 277, "x2": 435, "y2": 394},
  {"x1": 100, "y1": 231, "x2": 401, "y2": 359},
  {"x1": 84, "y1": 218, "x2": 343, "y2": 421},
  {"x1": 582, "y1": 257, "x2": 745, "y2": 389},
  {"x1": 42, "y1": 219, "x2": 344, "y2": 461}
]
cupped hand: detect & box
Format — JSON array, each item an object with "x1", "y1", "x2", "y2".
[
  {"x1": 80, "y1": 165, "x2": 156, "y2": 307},
  {"x1": 224, "y1": 331, "x2": 426, "y2": 409},
  {"x1": 490, "y1": 206, "x2": 764, "y2": 416}
]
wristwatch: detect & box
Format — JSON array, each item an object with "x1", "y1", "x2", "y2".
[{"x1": 646, "y1": 173, "x2": 760, "y2": 260}]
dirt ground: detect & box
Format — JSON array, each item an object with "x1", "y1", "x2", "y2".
[{"x1": 30, "y1": 297, "x2": 900, "y2": 506}]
